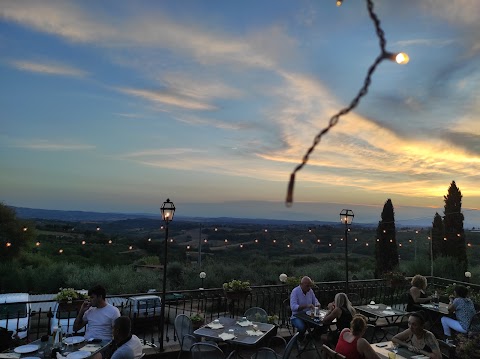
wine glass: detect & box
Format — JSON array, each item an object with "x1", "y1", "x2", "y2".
[{"x1": 392, "y1": 344, "x2": 399, "y2": 354}]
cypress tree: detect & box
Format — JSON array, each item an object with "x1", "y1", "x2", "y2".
[
  {"x1": 375, "y1": 199, "x2": 399, "y2": 277},
  {"x1": 431, "y1": 212, "x2": 444, "y2": 259},
  {"x1": 443, "y1": 181, "x2": 467, "y2": 270}
]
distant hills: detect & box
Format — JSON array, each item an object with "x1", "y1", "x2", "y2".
[{"x1": 12, "y1": 206, "x2": 352, "y2": 227}]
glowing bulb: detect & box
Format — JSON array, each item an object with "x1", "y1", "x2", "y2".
[
  {"x1": 300, "y1": 239, "x2": 304, "y2": 243},
  {"x1": 366, "y1": 243, "x2": 369, "y2": 246},
  {"x1": 6, "y1": 242, "x2": 11, "y2": 247},
  {"x1": 317, "y1": 239, "x2": 320, "y2": 243},
  {"x1": 336, "y1": 0, "x2": 342, "y2": 6},
  {"x1": 169, "y1": 238, "x2": 173, "y2": 242},
  {"x1": 287, "y1": 244, "x2": 290, "y2": 248},
  {"x1": 59, "y1": 249, "x2": 63, "y2": 253},
  {"x1": 395, "y1": 52, "x2": 409, "y2": 64},
  {"x1": 129, "y1": 246, "x2": 133, "y2": 250},
  {"x1": 82, "y1": 241, "x2": 86, "y2": 245},
  {"x1": 254, "y1": 239, "x2": 258, "y2": 243},
  {"x1": 273, "y1": 239, "x2": 276, "y2": 243},
  {"x1": 108, "y1": 240, "x2": 112, "y2": 244},
  {"x1": 148, "y1": 238, "x2": 151, "y2": 242},
  {"x1": 36, "y1": 241, "x2": 40, "y2": 246},
  {"x1": 224, "y1": 239, "x2": 228, "y2": 243},
  {"x1": 240, "y1": 244, "x2": 243, "y2": 248}
]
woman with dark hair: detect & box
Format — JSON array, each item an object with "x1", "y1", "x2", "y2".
[
  {"x1": 441, "y1": 285, "x2": 476, "y2": 341},
  {"x1": 392, "y1": 312, "x2": 441, "y2": 359},
  {"x1": 407, "y1": 275, "x2": 432, "y2": 312},
  {"x1": 335, "y1": 314, "x2": 381, "y2": 359}
]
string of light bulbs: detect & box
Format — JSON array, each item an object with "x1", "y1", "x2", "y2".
[{"x1": 286, "y1": 0, "x2": 409, "y2": 206}]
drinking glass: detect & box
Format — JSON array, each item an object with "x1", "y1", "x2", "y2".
[{"x1": 392, "y1": 344, "x2": 399, "y2": 354}]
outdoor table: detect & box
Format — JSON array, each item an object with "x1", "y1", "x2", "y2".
[
  {"x1": 2, "y1": 337, "x2": 111, "y2": 359},
  {"x1": 371, "y1": 341, "x2": 431, "y2": 359},
  {"x1": 193, "y1": 317, "x2": 276, "y2": 353},
  {"x1": 292, "y1": 310, "x2": 330, "y2": 357},
  {"x1": 420, "y1": 302, "x2": 450, "y2": 337},
  {"x1": 355, "y1": 304, "x2": 408, "y2": 341}
]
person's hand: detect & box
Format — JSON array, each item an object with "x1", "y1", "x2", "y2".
[
  {"x1": 308, "y1": 304, "x2": 315, "y2": 310},
  {"x1": 408, "y1": 345, "x2": 419, "y2": 353},
  {"x1": 327, "y1": 302, "x2": 335, "y2": 310},
  {"x1": 80, "y1": 300, "x2": 91, "y2": 313}
]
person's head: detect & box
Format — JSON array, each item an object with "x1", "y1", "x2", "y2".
[
  {"x1": 350, "y1": 314, "x2": 368, "y2": 336},
  {"x1": 454, "y1": 285, "x2": 468, "y2": 298},
  {"x1": 334, "y1": 293, "x2": 352, "y2": 309},
  {"x1": 113, "y1": 316, "x2": 131, "y2": 340},
  {"x1": 300, "y1": 276, "x2": 314, "y2": 293},
  {"x1": 88, "y1": 285, "x2": 107, "y2": 307},
  {"x1": 408, "y1": 311, "x2": 426, "y2": 335},
  {"x1": 411, "y1": 275, "x2": 427, "y2": 290}
]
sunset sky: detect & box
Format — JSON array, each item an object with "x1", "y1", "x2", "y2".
[{"x1": 1, "y1": 0, "x2": 479, "y2": 225}]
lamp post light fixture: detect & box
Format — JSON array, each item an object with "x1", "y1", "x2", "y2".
[
  {"x1": 159, "y1": 198, "x2": 175, "y2": 351},
  {"x1": 279, "y1": 273, "x2": 288, "y2": 283},
  {"x1": 340, "y1": 209, "x2": 354, "y2": 293},
  {"x1": 465, "y1": 271, "x2": 472, "y2": 283},
  {"x1": 199, "y1": 271, "x2": 206, "y2": 289}
]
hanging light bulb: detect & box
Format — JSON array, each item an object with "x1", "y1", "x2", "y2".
[
  {"x1": 395, "y1": 52, "x2": 410, "y2": 64},
  {"x1": 336, "y1": 0, "x2": 343, "y2": 6}
]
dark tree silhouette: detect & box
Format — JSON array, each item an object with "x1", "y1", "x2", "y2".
[
  {"x1": 375, "y1": 199, "x2": 399, "y2": 277},
  {"x1": 431, "y1": 212, "x2": 445, "y2": 259},
  {"x1": 0, "y1": 203, "x2": 34, "y2": 260},
  {"x1": 443, "y1": 181, "x2": 467, "y2": 270}
]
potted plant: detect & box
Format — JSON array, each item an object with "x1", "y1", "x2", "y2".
[
  {"x1": 55, "y1": 288, "x2": 88, "y2": 303},
  {"x1": 190, "y1": 313, "x2": 205, "y2": 330},
  {"x1": 382, "y1": 272, "x2": 406, "y2": 287},
  {"x1": 455, "y1": 334, "x2": 480, "y2": 359},
  {"x1": 223, "y1": 280, "x2": 251, "y2": 300}
]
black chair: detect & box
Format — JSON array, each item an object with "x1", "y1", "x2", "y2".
[
  {"x1": 0, "y1": 328, "x2": 13, "y2": 352},
  {"x1": 268, "y1": 335, "x2": 287, "y2": 356},
  {"x1": 468, "y1": 311, "x2": 480, "y2": 337},
  {"x1": 250, "y1": 347, "x2": 279, "y2": 359},
  {"x1": 244, "y1": 307, "x2": 268, "y2": 323},
  {"x1": 321, "y1": 344, "x2": 346, "y2": 359},
  {"x1": 282, "y1": 333, "x2": 299, "y2": 359},
  {"x1": 190, "y1": 342, "x2": 227, "y2": 359},
  {"x1": 281, "y1": 299, "x2": 295, "y2": 335},
  {"x1": 174, "y1": 314, "x2": 198, "y2": 359}
]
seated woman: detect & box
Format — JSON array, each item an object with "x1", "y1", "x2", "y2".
[
  {"x1": 323, "y1": 293, "x2": 356, "y2": 345},
  {"x1": 407, "y1": 274, "x2": 432, "y2": 312},
  {"x1": 392, "y1": 312, "x2": 442, "y2": 359},
  {"x1": 441, "y1": 285, "x2": 476, "y2": 341},
  {"x1": 335, "y1": 314, "x2": 381, "y2": 359}
]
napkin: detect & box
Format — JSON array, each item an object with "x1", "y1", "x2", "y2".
[
  {"x1": 382, "y1": 310, "x2": 396, "y2": 315},
  {"x1": 367, "y1": 305, "x2": 379, "y2": 309},
  {"x1": 206, "y1": 322, "x2": 224, "y2": 329},
  {"x1": 0, "y1": 354, "x2": 21, "y2": 359},
  {"x1": 218, "y1": 333, "x2": 235, "y2": 341},
  {"x1": 79, "y1": 344, "x2": 102, "y2": 353},
  {"x1": 236, "y1": 320, "x2": 253, "y2": 327},
  {"x1": 411, "y1": 355, "x2": 429, "y2": 359},
  {"x1": 246, "y1": 330, "x2": 263, "y2": 336}
]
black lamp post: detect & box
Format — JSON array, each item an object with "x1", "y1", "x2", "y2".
[
  {"x1": 159, "y1": 198, "x2": 175, "y2": 351},
  {"x1": 340, "y1": 209, "x2": 354, "y2": 293}
]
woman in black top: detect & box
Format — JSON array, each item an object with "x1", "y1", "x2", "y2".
[
  {"x1": 323, "y1": 293, "x2": 356, "y2": 346},
  {"x1": 407, "y1": 274, "x2": 432, "y2": 312}
]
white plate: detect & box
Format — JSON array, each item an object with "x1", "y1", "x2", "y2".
[
  {"x1": 14, "y1": 345, "x2": 40, "y2": 354},
  {"x1": 64, "y1": 336, "x2": 85, "y2": 345},
  {"x1": 305, "y1": 310, "x2": 312, "y2": 316},
  {"x1": 66, "y1": 351, "x2": 91, "y2": 359}
]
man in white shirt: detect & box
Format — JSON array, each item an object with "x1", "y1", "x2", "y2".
[
  {"x1": 109, "y1": 316, "x2": 143, "y2": 359},
  {"x1": 73, "y1": 285, "x2": 120, "y2": 341}
]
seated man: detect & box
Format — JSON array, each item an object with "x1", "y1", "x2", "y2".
[
  {"x1": 73, "y1": 285, "x2": 121, "y2": 341},
  {"x1": 290, "y1": 276, "x2": 320, "y2": 342},
  {"x1": 108, "y1": 316, "x2": 143, "y2": 359}
]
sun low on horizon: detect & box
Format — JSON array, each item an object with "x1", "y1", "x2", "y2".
[{"x1": 1, "y1": 0, "x2": 480, "y2": 224}]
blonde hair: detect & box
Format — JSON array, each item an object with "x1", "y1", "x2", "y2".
[
  {"x1": 350, "y1": 314, "x2": 367, "y2": 336},
  {"x1": 334, "y1": 293, "x2": 356, "y2": 317},
  {"x1": 411, "y1": 275, "x2": 427, "y2": 290}
]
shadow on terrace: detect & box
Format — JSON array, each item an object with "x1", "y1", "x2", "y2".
[{"x1": 1, "y1": 276, "x2": 479, "y2": 357}]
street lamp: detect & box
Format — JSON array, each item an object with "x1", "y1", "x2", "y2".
[
  {"x1": 199, "y1": 271, "x2": 206, "y2": 289},
  {"x1": 340, "y1": 209, "x2": 354, "y2": 292},
  {"x1": 159, "y1": 198, "x2": 175, "y2": 351}
]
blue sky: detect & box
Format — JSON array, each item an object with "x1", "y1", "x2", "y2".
[{"x1": 1, "y1": 0, "x2": 479, "y2": 225}]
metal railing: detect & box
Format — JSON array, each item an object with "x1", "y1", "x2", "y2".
[{"x1": 1, "y1": 277, "x2": 479, "y2": 349}]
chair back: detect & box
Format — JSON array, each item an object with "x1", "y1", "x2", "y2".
[
  {"x1": 468, "y1": 310, "x2": 480, "y2": 336},
  {"x1": 190, "y1": 342, "x2": 225, "y2": 359},
  {"x1": 244, "y1": 307, "x2": 268, "y2": 323},
  {"x1": 268, "y1": 335, "x2": 286, "y2": 356},
  {"x1": 321, "y1": 344, "x2": 346, "y2": 359},
  {"x1": 282, "y1": 332, "x2": 299, "y2": 359},
  {"x1": 251, "y1": 347, "x2": 278, "y2": 359},
  {"x1": 175, "y1": 314, "x2": 193, "y2": 344}
]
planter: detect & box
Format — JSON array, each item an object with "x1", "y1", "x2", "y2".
[
  {"x1": 191, "y1": 320, "x2": 204, "y2": 330},
  {"x1": 224, "y1": 290, "x2": 251, "y2": 301}
]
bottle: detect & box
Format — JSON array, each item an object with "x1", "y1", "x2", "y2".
[
  {"x1": 434, "y1": 291, "x2": 439, "y2": 309},
  {"x1": 58, "y1": 324, "x2": 64, "y2": 349},
  {"x1": 52, "y1": 326, "x2": 59, "y2": 348}
]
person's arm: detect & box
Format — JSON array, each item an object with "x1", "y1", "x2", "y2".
[
  {"x1": 290, "y1": 289, "x2": 301, "y2": 312},
  {"x1": 323, "y1": 307, "x2": 340, "y2": 324},
  {"x1": 392, "y1": 328, "x2": 412, "y2": 348},
  {"x1": 447, "y1": 297, "x2": 456, "y2": 313},
  {"x1": 410, "y1": 287, "x2": 431, "y2": 304},
  {"x1": 425, "y1": 332, "x2": 442, "y2": 359},
  {"x1": 73, "y1": 300, "x2": 90, "y2": 332},
  {"x1": 357, "y1": 338, "x2": 381, "y2": 359}
]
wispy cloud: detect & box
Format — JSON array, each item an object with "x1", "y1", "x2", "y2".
[
  {"x1": 173, "y1": 115, "x2": 254, "y2": 130},
  {"x1": 10, "y1": 60, "x2": 88, "y2": 77},
  {"x1": 393, "y1": 38, "x2": 455, "y2": 48},
  {"x1": 13, "y1": 139, "x2": 95, "y2": 151},
  {"x1": 116, "y1": 87, "x2": 216, "y2": 111}
]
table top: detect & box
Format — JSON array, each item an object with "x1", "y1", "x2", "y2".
[
  {"x1": 371, "y1": 341, "x2": 428, "y2": 359},
  {"x1": 3, "y1": 337, "x2": 111, "y2": 358},
  {"x1": 193, "y1": 317, "x2": 276, "y2": 347},
  {"x1": 355, "y1": 304, "x2": 407, "y2": 318},
  {"x1": 293, "y1": 309, "x2": 329, "y2": 327},
  {"x1": 420, "y1": 302, "x2": 449, "y2": 315}
]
